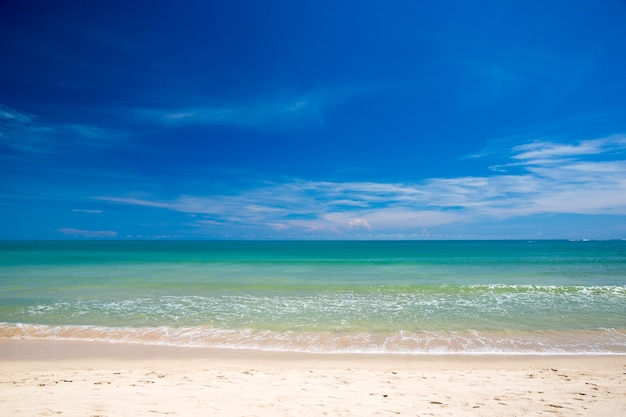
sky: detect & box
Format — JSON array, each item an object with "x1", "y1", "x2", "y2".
[{"x1": 2, "y1": 0, "x2": 626, "y2": 240}]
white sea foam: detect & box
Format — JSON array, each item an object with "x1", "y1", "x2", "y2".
[{"x1": 2, "y1": 322, "x2": 625, "y2": 355}]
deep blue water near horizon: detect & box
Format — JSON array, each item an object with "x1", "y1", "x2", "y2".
[{"x1": 1, "y1": 240, "x2": 625, "y2": 354}]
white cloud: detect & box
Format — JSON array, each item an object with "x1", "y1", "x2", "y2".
[
  {"x1": 97, "y1": 134, "x2": 626, "y2": 236},
  {"x1": 347, "y1": 218, "x2": 372, "y2": 230},
  {"x1": 58, "y1": 228, "x2": 118, "y2": 237},
  {"x1": 512, "y1": 141, "x2": 602, "y2": 161},
  {"x1": 512, "y1": 135, "x2": 626, "y2": 161}
]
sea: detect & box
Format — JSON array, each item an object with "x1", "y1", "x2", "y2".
[{"x1": 1, "y1": 240, "x2": 625, "y2": 355}]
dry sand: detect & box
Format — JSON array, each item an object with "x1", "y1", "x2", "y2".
[{"x1": 1, "y1": 339, "x2": 624, "y2": 416}]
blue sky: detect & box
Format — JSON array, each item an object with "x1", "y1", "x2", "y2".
[{"x1": 2, "y1": 0, "x2": 626, "y2": 239}]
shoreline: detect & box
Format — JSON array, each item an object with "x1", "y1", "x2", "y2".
[
  {"x1": 3, "y1": 322, "x2": 625, "y2": 356},
  {"x1": 1, "y1": 339, "x2": 624, "y2": 416},
  {"x1": 2, "y1": 338, "x2": 625, "y2": 362}
]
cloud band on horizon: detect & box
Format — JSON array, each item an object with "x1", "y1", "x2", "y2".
[{"x1": 95, "y1": 135, "x2": 626, "y2": 237}]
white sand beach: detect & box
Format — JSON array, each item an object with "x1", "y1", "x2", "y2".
[{"x1": 1, "y1": 339, "x2": 624, "y2": 416}]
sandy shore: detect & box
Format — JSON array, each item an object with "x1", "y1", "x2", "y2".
[{"x1": 1, "y1": 340, "x2": 624, "y2": 416}]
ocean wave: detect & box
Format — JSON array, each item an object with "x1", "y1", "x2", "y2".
[
  {"x1": 1, "y1": 322, "x2": 625, "y2": 355},
  {"x1": 7, "y1": 284, "x2": 624, "y2": 332}
]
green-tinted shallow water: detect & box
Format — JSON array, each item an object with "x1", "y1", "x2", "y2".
[{"x1": 1, "y1": 240, "x2": 625, "y2": 354}]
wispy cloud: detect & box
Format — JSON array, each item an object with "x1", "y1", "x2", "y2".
[
  {"x1": 0, "y1": 105, "x2": 48, "y2": 154},
  {"x1": 511, "y1": 135, "x2": 626, "y2": 162},
  {"x1": 129, "y1": 95, "x2": 324, "y2": 131},
  {"x1": 165, "y1": 100, "x2": 316, "y2": 127},
  {"x1": 0, "y1": 105, "x2": 33, "y2": 125},
  {"x1": 127, "y1": 85, "x2": 375, "y2": 131},
  {"x1": 96, "y1": 134, "x2": 626, "y2": 237},
  {"x1": 0, "y1": 103, "x2": 125, "y2": 155},
  {"x1": 72, "y1": 209, "x2": 103, "y2": 214},
  {"x1": 58, "y1": 228, "x2": 118, "y2": 237}
]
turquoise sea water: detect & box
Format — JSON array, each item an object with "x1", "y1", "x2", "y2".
[{"x1": 1, "y1": 240, "x2": 625, "y2": 354}]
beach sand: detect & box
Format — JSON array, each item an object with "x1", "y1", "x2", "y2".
[{"x1": 1, "y1": 340, "x2": 624, "y2": 416}]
